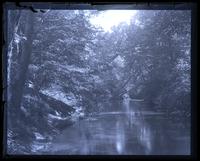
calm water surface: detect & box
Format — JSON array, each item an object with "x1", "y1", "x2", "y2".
[{"x1": 46, "y1": 98, "x2": 190, "y2": 155}]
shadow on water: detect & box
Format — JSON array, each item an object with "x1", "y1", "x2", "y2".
[{"x1": 46, "y1": 96, "x2": 190, "y2": 155}]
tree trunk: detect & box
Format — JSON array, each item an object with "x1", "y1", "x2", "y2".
[{"x1": 9, "y1": 10, "x2": 35, "y2": 126}]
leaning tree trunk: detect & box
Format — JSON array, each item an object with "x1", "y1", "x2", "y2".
[{"x1": 9, "y1": 10, "x2": 35, "y2": 127}]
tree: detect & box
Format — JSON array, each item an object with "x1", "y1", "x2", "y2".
[
  {"x1": 7, "y1": 9, "x2": 35, "y2": 153},
  {"x1": 8, "y1": 10, "x2": 35, "y2": 126}
]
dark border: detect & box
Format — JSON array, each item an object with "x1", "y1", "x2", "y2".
[
  {"x1": 1, "y1": 1, "x2": 198, "y2": 160},
  {"x1": 190, "y1": 2, "x2": 197, "y2": 160}
]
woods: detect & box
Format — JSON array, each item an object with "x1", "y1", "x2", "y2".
[{"x1": 6, "y1": 9, "x2": 191, "y2": 154}]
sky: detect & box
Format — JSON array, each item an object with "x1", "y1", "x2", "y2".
[{"x1": 90, "y1": 10, "x2": 137, "y2": 32}]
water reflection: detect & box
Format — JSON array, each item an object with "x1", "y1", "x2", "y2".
[
  {"x1": 47, "y1": 97, "x2": 190, "y2": 155},
  {"x1": 123, "y1": 94, "x2": 152, "y2": 154},
  {"x1": 115, "y1": 119, "x2": 125, "y2": 154}
]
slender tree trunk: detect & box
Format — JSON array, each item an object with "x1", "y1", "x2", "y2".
[{"x1": 9, "y1": 10, "x2": 35, "y2": 126}]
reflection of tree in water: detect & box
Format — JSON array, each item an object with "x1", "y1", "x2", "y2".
[
  {"x1": 122, "y1": 95, "x2": 152, "y2": 154},
  {"x1": 47, "y1": 98, "x2": 190, "y2": 155}
]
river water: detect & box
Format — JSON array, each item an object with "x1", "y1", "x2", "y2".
[{"x1": 46, "y1": 97, "x2": 190, "y2": 155}]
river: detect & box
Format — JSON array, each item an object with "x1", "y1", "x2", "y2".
[{"x1": 43, "y1": 96, "x2": 190, "y2": 155}]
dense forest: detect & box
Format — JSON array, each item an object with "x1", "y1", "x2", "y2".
[{"x1": 6, "y1": 9, "x2": 191, "y2": 154}]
